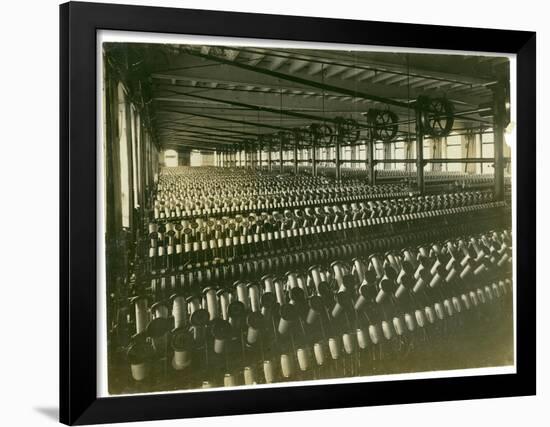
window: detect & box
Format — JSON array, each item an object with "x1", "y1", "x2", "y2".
[
  {"x1": 190, "y1": 150, "x2": 202, "y2": 166},
  {"x1": 117, "y1": 83, "x2": 131, "y2": 228},
  {"x1": 130, "y1": 108, "x2": 140, "y2": 208},
  {"x1": 445, "y1": 134, "x2": 462, "y2": 172},
  {"x1": 164, "y1": 149, "x2": 178, "y2": 167}
]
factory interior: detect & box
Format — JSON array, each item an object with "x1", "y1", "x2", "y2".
[{"x1": 102, "y1": 42, "x2": 514, "y2": 394}]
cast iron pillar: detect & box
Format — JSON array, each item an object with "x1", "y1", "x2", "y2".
[{"x1": 415, "y1": 108, "x2": 425, "y2": 193}]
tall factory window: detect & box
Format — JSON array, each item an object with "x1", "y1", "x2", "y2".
[
  {"x1": 164, "y1": 149, "x2": 178, "y2": 167},
  {"x1": 190, "y1": 150, "x2": 202, "y2": 166},
  {"x1": 482, "y1": 131, "x2": 495, "y2": 174},
  {"x1": 117, "y1": 82, "x2": 131, "y2": 228},
  {"x1": 446, "y1": 134, "x2": 462, "y2": 172}
]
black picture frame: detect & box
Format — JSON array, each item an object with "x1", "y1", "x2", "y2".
[{"x1": 60, "y1": 1, "x2": 536, "y2": 425}]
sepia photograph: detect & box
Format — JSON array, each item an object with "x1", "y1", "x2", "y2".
[{"x1": 99, "y1": 33, "x2": 515, "y2": 396}]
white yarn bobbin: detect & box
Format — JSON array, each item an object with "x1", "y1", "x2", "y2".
[
  {"x1": 297, "y1": 348, "x2": 309, "y2": 371},
  {"x1": 313, "y1": 343, "x2": 325, "y2": 366},
  {"x1": 243, "y1": 367, "x2": 255, "y2": 385},
  {"x1": 343, "y1": 333, "x2": 354, "y2": 354},
  {"x1": 263, "y1": 360, "x2": 274, "y2": 383},
  {"x1": 280, "y1": 354, "x2": 294, "y2": 378},
  {"x1": 356, "y1": 329, "x2": 368, "y2": 349},
  {"x1": 130, "y1": 363, "x2": 147, "y2": 381},
  {"x1": 224, "y1": 373, "x2": 237, "y2": 387},
  {"x1": 329, "y1": 338, "x2": 340, "y2": 360}
]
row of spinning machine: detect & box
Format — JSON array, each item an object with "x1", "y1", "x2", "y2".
[{"x1": 112, "y1": 164, "x2": 513, "y2": 393}]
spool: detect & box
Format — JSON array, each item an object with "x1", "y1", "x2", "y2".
[
  {"x1": 434, "y1": 303, "x2": 445, "y2": 320},
  {"x1": 236, "y1": 282, "x2": 248, "y2": 309},
  {"x1": 248, "y1": 284, "x2": 261, "y2": 312},
  {"x1": 329, "y1": 337, "x2": 340, "y2": 360},
  {"x1": 477, "y1": 288, "x2": 486, "y2": 304},
  {"x1": 404, "y1": 313, "x2": 416, "y2": 331},
  {"x1": 281, "y1": 354, "x2": 294, "y2": 378},
  {"x1": 353, "y1": 258, "x2": 366, "y2": 284},
  {"x1": 356, "y1": 328, "x2": 368, "y2": 349},
  {"x1": 224, "y1": 373, "x2": 237, "y2": 387},
  {"x1": 287, "y1": 272, "x2": 299, "y2": 289},
  {"x1": 484, "y1": 286, "x2": 494, "y2": 302},
  {"x1": 331, "y1": 262, "x2": 345, "y2": 288},
  {"x1": 274, "y1": 281, "x2": 286, "y2": 305},
  {"x1": 498, "y1": 280, "x2": 507, "y2": 296},
  {"x1": 204, "y1": 288, "x2": 219, "y2": 320},
  {"x1": 469, "y1": 291, "x2": 479, "y2": 307},
  {"x1": 452, "y1": 297, "x2": 462, "y2": 313},
  {"x1": 218, "y1": 291, "x2": 230, "y2": 320},
  {"x1": 369, "y1": 324, "x2": 380, "y2": 344},
  {"x1": 492, "y1": 283, "x2": 501, "y2": 298},
  {"x1": 370, "y1": 256, "x2": 383, "y2": 279},
  {"x1": 443, "y1": 299, "x2": 454, "y2": 317},
  {"x1": 172, "y1": 350, "x2": 191, "y2": 370},
  {"x1": 381, "y1": 320, "x2": 393, "y2": 340},
  {"x1": 309, "y1": 266, "x2": 323, "y2": 287},
  {"x1": 461, "y1": 294, "x2": 471, "y2": 310},
  {"x1": 171, "y1": 327, "x2": 191, "y2": 370},
  {"x1": 297, "y1": 348, "x2": 309, "y2": 371},
  {"x1": 425, "y1": 306, "x2": 436, "y2": 324},
  {"x1": 343, "y1": 333, "x2": 354, "y2": 354},
  {"x1": 127, "y1": 341, "x2": 151, "y2": 381},
  {"x1": 263, "y1": 360, "x2": 274, "y2": 383},
  {"x1": 243, "y1": 367, "x2": 255, "y2": 385},
  {"x1": 133, "y1": 297, "x2": 149, "y2": 334},
  {"x1": 313, "y1": 342, "x2": 325, "y2": 365}
]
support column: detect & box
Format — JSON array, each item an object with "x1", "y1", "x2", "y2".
[
  {"x1": 268, "y1": 143, "x2": 272, "y2": 173},
  {"x1": 258, "y1": 146, "x2": 263, "y2": 172},
  {"x1": 335, "y1": 137, "x2": 342, "y2": 182},
  {"x1": 279, "y1": 137, "x2": 284, "y2": 174},
  {"x1": 415, "y1": 109, "x2": 425, "y2": 194},
  {"x1": 294, "y1": 141, "x2": 299, "y2": 175},
  {"x1": 312, "y1": 142, "x2": 317, "y2": 177},
  {"x1": 367, "y1": 137, "x2": 375, "y2": 185},
  {"x1": 492, "y1": 84, "x2": 506, "y2": 201}
]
